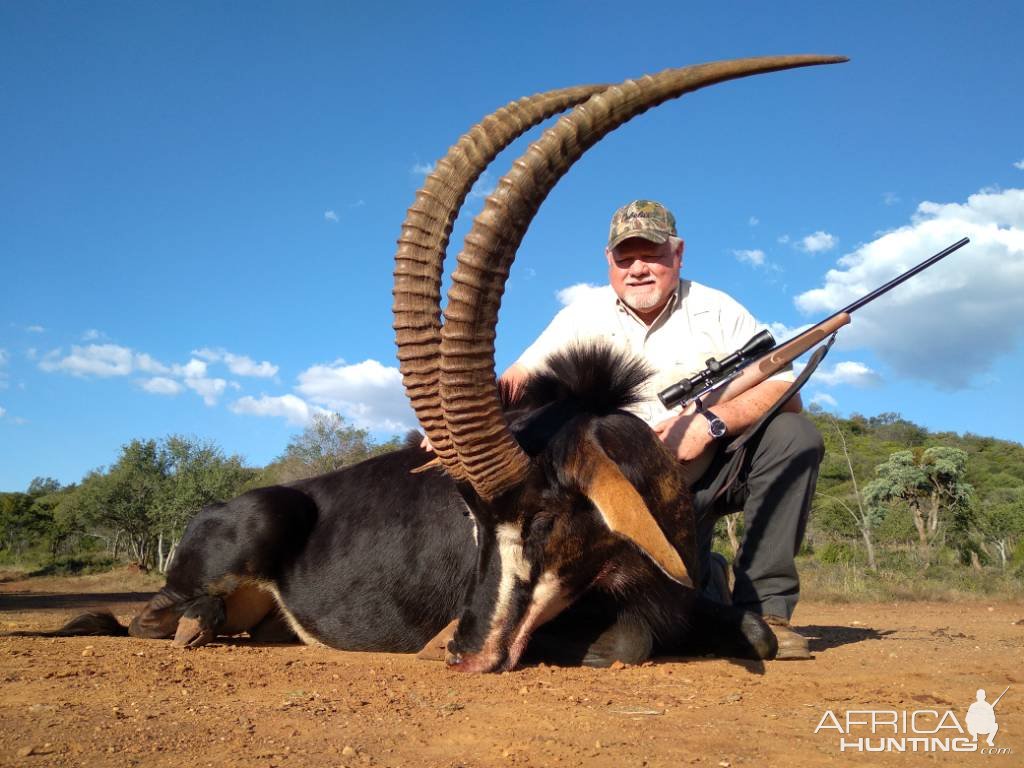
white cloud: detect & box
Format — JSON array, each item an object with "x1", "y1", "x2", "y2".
[
  {"x1": 296, "y1": 358, "x2": 413, "y2": 432},
  {"x1": 230, "y1": 394, "x2": 328, "y2": 426},
  {"x1": 135, "y1": 353, "x2": 170, "y2": 374},
  {"x1": 140, "y1": 377, "x2": 183, "y2": 396},
  {"x1": 184, "y1": 375, "x2": 228, "y2": 406},
  {"x1": 883, "y1": 192, "x2": 901, "y2": 206},
  {"x1": 777, "y1": 234, "x2": 790, "y2": 245},
  {"x1": 0, "y1": 405, "x2": 6, "y2": 418},
  {"x1": 191, "y1": 347, "x2": 278, "y2": 377},
  {"x1": 26, "y1": 325, "x2": 45, "y2": 333},
  {"x1": 350, "y1": 199, "x2": 366, "y2": 208},
  {"x1": 733, "y1": 248, "x2": 766, "y2": 267},
  {"x1": 82, "y1": 329, "x2": 104, "y2": 341},
  {"x1": 411, "y1": 161, "x2": 435, "y2": 175},
  {"x1": 809, "y1": 392, "x2": 838, "y2": 408},
  {"x1": 556, "y1": 283, "x2": 604, "y2": 307},
  {"x1": 813, "y1": 361, "x2": 882, "y2": 387},
  {"x1": 172, "y1": 358, "x2": 208, "y2": 379},
  {"x1": 225, "y1": 354, "x2": 277, "y2": 378},
  {"x1": 1014, "y1": 159, "x2": 1024, "y2": 170},
  {"x1": 40, "y1": 344, "x2": 134, "y2": 377},
  {"x1": 758, "y1": 321, "x2": 814, "y2": 348},
  {"x1": 749, "y1": 216, "x2": 759, "y2": 226},
  {"x1": 467, "y1": 171, "x2": 494, "y2": 201},
  {"x1": 38, "y1": 344, "x2": 240, "y2": 404},
  {"x1": 798, "y1": 231, "x2": 838, "y2": 253},
  {"x1": 795, "y1": 187, "x2": 1024, "y2": 389},
  {"x1": 324, "y1": 209, "x2": 339, "y2": 223},
  {"x1": 39, "y1": 344, "x2": 175, "y2": 379}
]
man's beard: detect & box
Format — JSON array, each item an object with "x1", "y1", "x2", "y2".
[{"x1": 622, "y1": 285, "x2": 665, "y2": 311}]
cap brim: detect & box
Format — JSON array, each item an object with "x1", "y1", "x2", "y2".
[{"x1": 607, "y1": 229, "x2": 671, "y2": 250}]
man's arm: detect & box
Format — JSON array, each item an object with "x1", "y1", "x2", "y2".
[{"x1": 653, "y1": 379, "x2": 801, "y2": 463}]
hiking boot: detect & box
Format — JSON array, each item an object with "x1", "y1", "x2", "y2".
[{"x1": 764, "y1": 615, "x2": 811, "y2": 660}]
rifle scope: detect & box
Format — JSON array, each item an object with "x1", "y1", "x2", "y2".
[{"x1": 658, "y1": 329, "x2": 776, "y2": 409}]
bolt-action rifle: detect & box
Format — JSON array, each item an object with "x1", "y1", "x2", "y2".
[{"x1": 659, "y1": 237, "x2": 970, "y2": 482}]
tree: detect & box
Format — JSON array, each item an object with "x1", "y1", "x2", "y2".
[
  {"x1": 77, "y1": 440, "x2": 168, "y2": 567},
  {"x1": 27, "y1": 477, "x2": 63, "y2": 496},
  {"x1": 0, "y1": 492, "x2": 40, "y2": 558},
  {"x1": 974, "y1": 488, "x2": 1024, "y2": 569},
  {"x1": 815, "y1": 413, "x2": 881, "y2": 571},
  {"x1": 864, "y1": 447, "x2": 974, "y2": 564},
  {"x1": 267, "y1": 413, "x2": 402, "y2": 482},
  {"x1": 155, "y1": 435, "x2": 252, "y2": 571}
]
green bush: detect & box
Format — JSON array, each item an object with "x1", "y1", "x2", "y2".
[{"x1": 817, "y1": 541, "x2": 864, "y2": 566}]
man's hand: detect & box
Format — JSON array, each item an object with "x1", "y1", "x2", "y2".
[
  {"x1": 652, "y1": 412, "x2": 715, "y2": 463},
  {"x1": 419, "y1": 435, "x2": 434, "y2": 453}
]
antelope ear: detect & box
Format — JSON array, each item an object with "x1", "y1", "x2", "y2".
[{"x1": 573, "y1": 436, "x2": 694, "y2": 589}]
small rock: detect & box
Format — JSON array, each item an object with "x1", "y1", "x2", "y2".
[
  {"x1": 519, "y1": 686, "x2": 529, "y2": 695},
  {"x1": 718, "y1": 761, "x2": 731, "y2": 768},
  {"x1": 725, "y1": 693, "x2": 742, "y2": 703},
  {"x1": 81, "y1": 648, "x2": 94, "y2": 657},
  {"x1": 610, "y1": 660, "x2": 627, "y2": 670},
  {"x1": 17, "y1": 746, "x2": 35, "y2": 757},
  {"x1": 342, "y1": 745, "x2": 357, "y2": 757},
  {"x1": 594, "y1": 740, "x2": 603, "y2": 749}
]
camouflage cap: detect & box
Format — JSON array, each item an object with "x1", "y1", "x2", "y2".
[{"x1": 607, "y1": 200, "x2": 677, "y2": 250}]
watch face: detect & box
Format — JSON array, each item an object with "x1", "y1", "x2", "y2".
[{"x1": 708, "y1": 417, "x2": 727, "y2": 439}]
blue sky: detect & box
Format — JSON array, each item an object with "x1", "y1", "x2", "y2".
[{"x1": 2, "y1": 2, "x2": 1023, "y2": 491}]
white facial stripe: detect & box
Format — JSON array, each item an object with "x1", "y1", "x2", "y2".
[
  {"x1": 476, "y1": 523, "x2": 532, "y2": 658},
  {"x1": 496, "y1": 522, "x2": 531, "y2": 581},
  {"x1": 465, "y1": 503, "x2": 479, "y2": 546},
  {"x1": 506, "y1": 571, "x2": 568, "y2": 669}
]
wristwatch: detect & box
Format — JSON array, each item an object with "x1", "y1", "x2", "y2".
[{"x1": 699, "y1": 408, "x2": 728, "y2": 440}]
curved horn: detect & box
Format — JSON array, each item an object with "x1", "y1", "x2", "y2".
[
  {"x1": 439, "y1": 55, "x2": 848, "y2": 500},
  {"x1": 393, "y1": 85, "x2": 609, "y2": 480}
]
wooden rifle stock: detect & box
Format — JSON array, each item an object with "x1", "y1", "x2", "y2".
[
  {"x1": 700, "y1": 312, "x2": 851, "y2": 409},
  {"x1": 676, "y1": 312, "x2": 851, "y2": 483}
]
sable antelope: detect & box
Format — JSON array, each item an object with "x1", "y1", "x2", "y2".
[{"x1": 21, "y1": 55, "x2": 845, "y2": 671}]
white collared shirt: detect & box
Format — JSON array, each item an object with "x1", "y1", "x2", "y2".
[{"x1": 515, "y1": 280, "x2": 794, "y2": 426}]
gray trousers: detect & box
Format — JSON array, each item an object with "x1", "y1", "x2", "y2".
[{"x1": 692, "y1": 412, "x2": 824, "y2": 620}]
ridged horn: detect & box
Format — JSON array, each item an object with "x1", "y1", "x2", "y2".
[
  {"x1": 393, "y1": 85, "x2": 609, "y2": 480},
  {"x1": 439, "y1": 55, "x2": 847, "y2": 500}
]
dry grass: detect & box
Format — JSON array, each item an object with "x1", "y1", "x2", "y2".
[{"x1": 798, "y1": 558, "x2": 1024, "y2": 602}]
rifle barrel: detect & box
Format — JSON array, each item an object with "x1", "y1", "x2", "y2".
[
  {"x1": 992, "y1": 685, "x2": 1010, "y2": 709},
  {"x1": 839, "y1": 237, "x2": 970, "y2": 316}
]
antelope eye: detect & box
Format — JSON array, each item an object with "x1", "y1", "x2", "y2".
[{"x1": 527, "y1": 512, "x2": 555, "y2": 539}]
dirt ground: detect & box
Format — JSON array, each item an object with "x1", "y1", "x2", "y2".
[{"x1": 1, "y1": 570, "x2": 1021, "y2": 767}]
